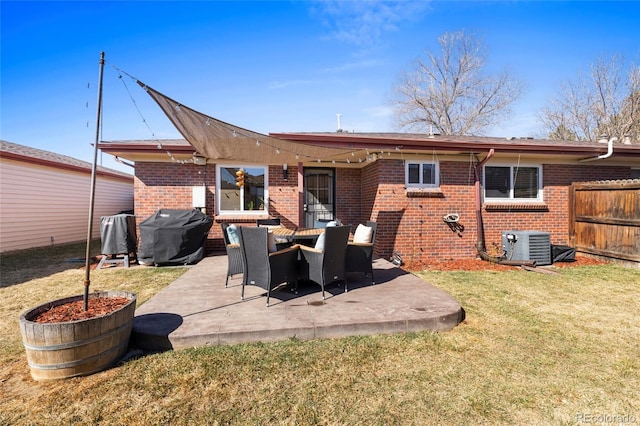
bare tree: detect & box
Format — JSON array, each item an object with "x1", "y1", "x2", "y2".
[
  {"x1": 392, "y1": 30, "x2": 524, "y2": 135},
  {"x1": 539, "y1": 55, "x2": 640, "y2": 143}
]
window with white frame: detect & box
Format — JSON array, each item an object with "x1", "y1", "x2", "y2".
[
  {"x1": 484, "y1": 164, "x2": 542, "y2": 201},
  {"x1": 217, "y1": 165, "x2": 267, "y2": 213},
  {"x1": 405, "y1": 161, "x2": 439, "y2": 188}
]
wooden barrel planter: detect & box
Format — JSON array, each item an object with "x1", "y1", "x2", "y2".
[{"x1": 19, "y1": 290, "x2": 137, "y2": 381}]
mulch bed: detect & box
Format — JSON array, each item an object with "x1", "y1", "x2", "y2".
[
  {"x1": 34, "y1": 297, "x2": 131, "y2": 323},
  {"x1": 405, "y1": 254, "x2": 608, "y2": 272}
]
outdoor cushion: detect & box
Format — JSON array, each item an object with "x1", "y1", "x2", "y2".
[
  {"x1": 314, "y1": 220, "x2": 338, "y2": 250},
  {"x1": 268, "y1": 230, "x2": 278, "y2": 253},
  {"x1": 314, "y1": 232, "x2": 326, "y2": 251},
  {"x1": 226, "y1": 224, "x2": 240, "y2": 245},
  {"x1": 353, "y1": 224, "x2": 373, "y2": 243}
]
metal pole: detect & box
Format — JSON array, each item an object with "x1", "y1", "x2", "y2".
[{"x1": 84, "y1": 52, "x2": 105, "y2": 310}]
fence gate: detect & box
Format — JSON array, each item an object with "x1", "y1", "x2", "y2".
[{"x1": 569, "y1": 179, "x2": 640, "y2": 263}]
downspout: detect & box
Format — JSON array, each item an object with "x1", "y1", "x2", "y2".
[
  {"x1": 578, "y1": 137, "x2": 616, "y2": 162},
  {"x1": 473, "y1": 149, "x2": 494, "y2": 257},
  {"x1": 473, "y1": 149, "x2": 537, "y2": 267}
]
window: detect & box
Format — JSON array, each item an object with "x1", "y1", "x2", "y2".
[
  {"x1": 406, "y1": 161, "x2": 439, "y2": 188},
  {"x1": 217, "y1": 165, "x2": 267, "y2": 213},
  {"x1": 484, "y1": 164, "x2": 542, "y2": 201}
]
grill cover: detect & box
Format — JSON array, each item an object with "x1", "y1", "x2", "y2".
[
  {"x1": 100, "y1": 214, "x2": 137, "y2": 255},
  {"x1": 138, "y1": 209, "x2": 212, "y2": 265}
]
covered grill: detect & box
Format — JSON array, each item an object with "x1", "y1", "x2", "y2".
[
  {"x1": 98, "y1": 214, "x2": 137, "y2": 269},
  {"x1": 138, "y1": 209, "x2": 213, "y2": 266}
]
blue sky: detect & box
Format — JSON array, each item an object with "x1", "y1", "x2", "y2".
[{"x1": 2, "y1": 1, "x2": 639, "y2": 173}]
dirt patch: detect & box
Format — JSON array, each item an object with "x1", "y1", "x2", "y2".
[
  {"x1": 405, "y1": 254, "x2": 608, "y2": 272},
  {"x1": 33, "y1": 297, "x2": 131, "y2": 323}
]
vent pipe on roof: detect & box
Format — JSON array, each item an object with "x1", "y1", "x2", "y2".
[
  {"x1": 428, "y1": 125, "x2": 441, "y2": 138},
  {"x1": 579, "y1": 137, "x2": 616, "y2": 162}
]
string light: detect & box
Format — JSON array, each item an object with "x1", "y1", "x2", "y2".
[
  {"x1": 114, "y1": 65, "x2": 411, "y2": 166},
  {"x1": 112, "y1": 65, "x2": 202, "y2": 165}
]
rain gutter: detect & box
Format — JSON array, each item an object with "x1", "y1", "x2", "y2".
[{"x1": 578, "y1": 137, "x2": 616, "y2": 162}]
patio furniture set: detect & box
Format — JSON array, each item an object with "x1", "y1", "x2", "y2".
[{"x1": 221, "y1": 219, "x2": 378, "y2": 306}]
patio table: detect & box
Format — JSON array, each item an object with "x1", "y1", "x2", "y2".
[{"x1": 271, "y1": 227, "x2": 325, "y2": 246}]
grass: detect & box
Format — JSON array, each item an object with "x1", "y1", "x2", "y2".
[{"x1": 1, "y1": 243, "x2": 639, "y2": 425}]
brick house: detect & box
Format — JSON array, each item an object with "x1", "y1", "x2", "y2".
[{"x1": 99, "y1": 130, "x2": 640, "y2": 267}]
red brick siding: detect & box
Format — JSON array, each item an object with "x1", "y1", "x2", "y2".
[
  {"x1": 340, "y1": 160, "x2": 633, "y2": 266},
  {"x1": 364, "y1": 160, "x2": 479, "y2": 266},
  {"x1": 135, "y1": 162, "x2": 301, "y2": 253},
  {"x1": 135, "y1": 162, "x2": 217, "y2": 250},
  {"x1": 135, "y1": 160, "x2": 633, "y2": 263},
  {"x1": 267, "y1": 165, "x2": 299, "y2": 229},
  {"x1": 335, "y1": 167, "x2": 362, "y2": 226},
  {"x1": 482, "y1": 164, "x2": 632, "y2": 253}
]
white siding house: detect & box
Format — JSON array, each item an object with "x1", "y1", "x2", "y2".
[{"x1": 0, "y1": 140, "x2": 134, "y2": 253}]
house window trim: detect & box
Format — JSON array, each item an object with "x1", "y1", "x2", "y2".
[
  {"x1": 216, "y1": 164, "x2": 269, "y2": 215},
  {"x1": 405, "y1": 160, "x2": 440, "y2": 189},
  {"x1": 483, "y1": 162, "x2": 544, "y2": 203}
]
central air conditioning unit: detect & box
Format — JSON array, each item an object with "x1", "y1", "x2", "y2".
[{"x1": 501, "y1": 230, "x2": 551, "y2": 265}]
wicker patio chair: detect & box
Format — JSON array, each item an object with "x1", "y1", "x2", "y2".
[
  {"x1": 257, "y1": 218, "x2": 292, "y2": 249},
  {"x1": 237, "y1": 226, "x2": 300, "y2": 307},
  {"x1": 298, "y1": 225, "x2": 351, "y2": 300},
  {"x1": 346, "y1": 221, "x2": 378, "y2": 284},
  {"x1": 221, "y1": 222, "x2": 243, "y2": 287}
]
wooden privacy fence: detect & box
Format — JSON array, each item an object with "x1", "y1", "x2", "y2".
[{"x1": 569, "y1": 179, "x2": 640, "y2": 263}]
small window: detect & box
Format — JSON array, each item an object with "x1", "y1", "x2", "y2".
[
  {"x1": 406, "y1": 161, "x2": 439, "y2": 188},
  {"x1": 484, "y1": 164, "x2": 542, "y2": 201},
  {"x1": 217, "y1": 165, "x2": 267, "y2": 213}
]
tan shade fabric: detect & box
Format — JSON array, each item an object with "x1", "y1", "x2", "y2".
[{"x1": 138, "y1": 81, "x2": 357, "y2": 164}]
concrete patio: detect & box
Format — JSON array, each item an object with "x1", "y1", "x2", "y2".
[{"x1": 131, "y1": 255, "x2": 465, "y2": 351}]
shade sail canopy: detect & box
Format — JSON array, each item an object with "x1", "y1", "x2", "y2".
[{"x1": 138, "y1": 81, "x2": 359, "y2": 164}]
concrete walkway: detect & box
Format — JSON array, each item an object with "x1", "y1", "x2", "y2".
[{"x1": 131, "y1": 255, "x2": 465, "y2": 351}]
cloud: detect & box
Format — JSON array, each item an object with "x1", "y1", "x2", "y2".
[{"x1": 310, "y1": 0, "x2": 431, "y2": 47}]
